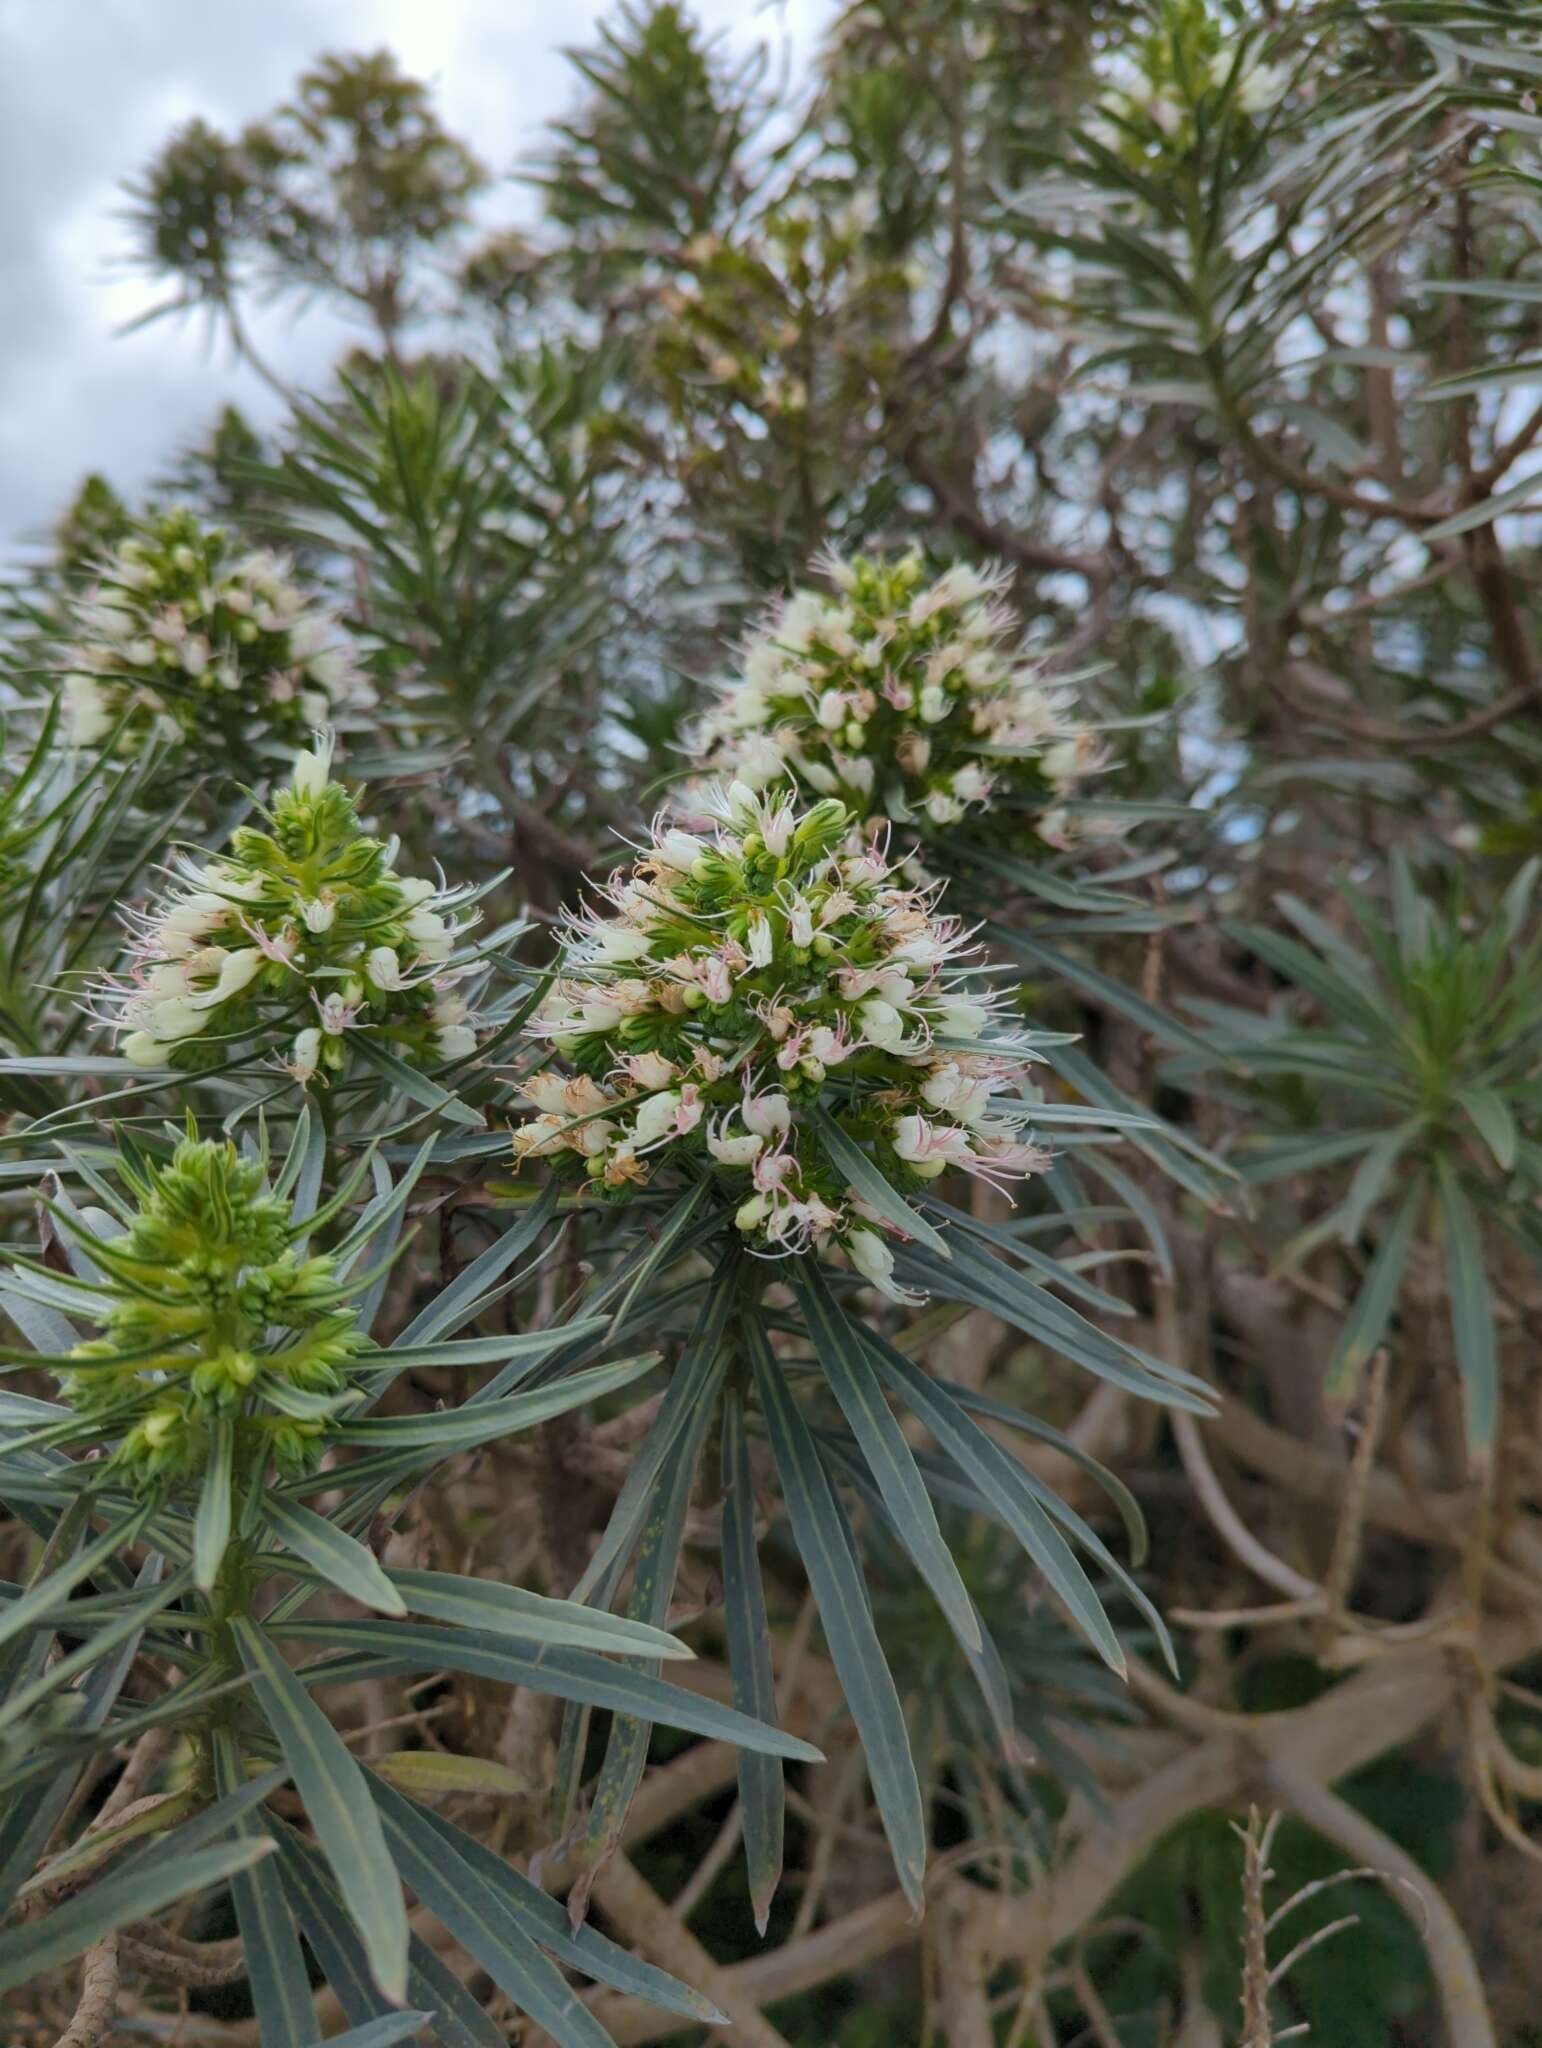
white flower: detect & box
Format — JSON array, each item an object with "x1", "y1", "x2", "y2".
[
  {"x1": 699, "y1": 955, "x2": 734, "y2": 1005},
  {"x1": 367, "y1": 946, "x2": 407, "y2": 989},
  {"x1": 405, "y1": 908, "x2": 452, "y2": 964},
  {"x1": 657, "y1": 829, "x2": 704, "y2": 872},
  {"x1": 707, "y1": 1124, "x2": 764, "y2": 1167},
  {"x1": 147, "y1": 997, "x2": 211, "y2": 1043},
  {"x1": 596, "y1": 926, "x2": 652, "y2": 963},
  {"x1": 919, "y1": 684, "x2": 949, "y2": 724},
  {"x1": 188, "y1": 948, "x2": 263, "y2": 1008},
  {"x1": 288, "y1": 1027, "x2": 322, "y2": 1082},
  {"x1": 121, "y1": 1031, "x2": 168, "y2": 1067},
  {"x1": 859, "y1": 998, "x2": 907, "y2": 1051},
  {"x1": 846, "y1": 1228, "x2": 921, "y2": 1304},
  {"x1": 65, "y1": 674, "x2": 114, "y2": 745},
  {"x1": 436, "y1": 1024, "x2": 478, "y2": 1062},
  {"x1": 746, "y1": 912, "x2": 774, "y2": 967},
  {"x1": 924, "y1": 789, "x2": 965, "y2": 826},
  {"x1": 741, "y1": 1088, "x2": 792, "y2": 1139},
  {"x1": 633, "y1": 1090, "x2": 685, "y2": 1148},
  {"x1": 291, "y1": 736, "x2": 333, "y2": 799},
  {"x1": 623, "y1": 1050, "x2": 678, "y2": 1090},
  {"x1": 934, "y1": 997, "x2": 988, "y2": 1039},
  {"x1": 300, "y1": 896, "x2": 336, "y2": 935}
]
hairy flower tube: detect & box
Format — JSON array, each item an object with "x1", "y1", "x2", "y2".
[
  {"x1": 688, "y1": 550, "x2": 1106, "y2": 851},
  {"x1": 512, "y1": 786, "x2": 1048, "y2": 1299},
  {"x1": 60, "y1": 506, "x2": 373, "y2": 764},
  {"x1": 48, "y1": 1134, "x2": 372, "y2": 1488},
  {"x1": 94, "y1": 734, "x2": 484, "y2": 1082}
]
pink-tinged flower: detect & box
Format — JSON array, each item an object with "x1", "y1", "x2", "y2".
[
  {"x1": 921, "y1": 1062, "x2": 996, "y2": 1127},
  {"x1": 972, "y1": 1136, "x2": 1051, "y2": 1179},
  {"x1": 742, "y1": 1087, "x2": 792, "y2": 1139},
  {"x1": 808, "y1": 1020, "x2": 855, "y2": 1066},
  {"x1": 775, "y1": 1030, "x2": 807, "y2": 1073},
  {"x1": 314, "y1": 991, "x2": 362, "y2": 1037},
  {"x1": 242, "y1": 917, "x2": 300, "y2": 968},
  {"x1": 623, "y1": 1050, "x2": 679, "y2": 1090},
  {"x1": 632, "y1": 1084, "x2": 704, "y2": 1151},
  {"x1": 699, "y1": 954, "x2": 734, "y2": 1006},
  {"x1": 753, "y1": 1144, "x2": 800, "y2": 1194},
  {"x1": 285, "y1": 1027, "x2": 322, "y2": 1084},
  {"x1": 892, "y1": 1114, "x2": 975, "y2": 1176}
]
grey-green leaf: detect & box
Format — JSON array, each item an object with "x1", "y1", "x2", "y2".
[{"x1": 233, "y1": 1617, "x2": 409, "y2": 2003}]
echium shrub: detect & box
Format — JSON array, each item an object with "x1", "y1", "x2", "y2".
[
  {"x1": 61, "y1": 506, "x2": 372, "y2": 765},
  {"x1": 0, "y1": 1122, "x2": 807, "y2": 2027},
  {"x1": 95, "y1": 734, "x2": 482, "y2": 1079},
  {"x1": 55, "y1": 1130, "x2": 370, "y2": 1488},
  {"x1": 512, "y1": 782, "x2": 1045, "y2": 1299},
  {"x1": 689, "y1": 550, "x2": 1105, "y2": 848}
]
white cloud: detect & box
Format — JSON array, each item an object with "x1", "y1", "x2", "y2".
[{"x1": 1, "y1": 0, "x2": 833, "y2": 548}]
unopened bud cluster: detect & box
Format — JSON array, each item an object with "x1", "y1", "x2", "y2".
[
  {"x1": 61, "y1": 508, "x2": 373, "y2": 766},
  {"x1": 54, "y1": 1135, "x2": 370, "y2": 1487},
  {"x1": 96, "y1": 736, "x2": 482, "y2": 1083},
  {"x1": 690, "y1": 551, "x2": 1105, "y2": 850},
  {"x1": 512, "y1": 786, "x2": 1046, "y2": 1300}
]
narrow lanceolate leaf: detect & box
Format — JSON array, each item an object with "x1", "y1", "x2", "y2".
[
  {"x1": 271, "y1": 1620, "x2": 823, "y2": 1761},
  {"x1": 233, "y1": 1617, "x2": 409, "y2": 2003},
  {"x1": 193, "y1": 1419, "x2": 234, "y2": 1594},
  {"x1": 331, "y1": 1352, "x2": 659, "y2": 1451},
  {"x1": 863, "y1": 1330, "x2": 1130, "y2": 1677},
  {"x1": 1324, "y1": 1177, "x2": 1425, "y2": 1409},
  {"x1": 349, "y1": 1034, "x2": 486, "y2": 1126},
  {"x1": 746, "y1": 1312, "x2": 927, "y2": 1910},
  {"x1": 212, "y1": 1729, "x2": 318, "y2": 2047},
  {"x1": 574, "y1": 1260, "x2": 737, "y2": 1599},
  {"x1": 264, "y1": 1495, "x2": 406, "y2": 1616},
  {"x1": 582, "y1": 1369, "x2": 713, "y2": 1867},
  {"x1": 1456, "y1": 1087, "x2": 1518, "y2": 1173},
  {"x1": 388, "y1": 1569, "x2": 689, "y2": 1658},
  {"x1": 790, "y1": 1259, "x2": 979, "y2": 1653},
  {"x1": 327, "y1": 2022, "x2": 438, "y2": 2048},
  {"x1": 0, "y1": 1499, "x2": 152, "y2": 1655},
  {"x1": 808, "y1": 1105, "x2": 950, "y2": 1258},
  {"x1": 376, "y1": 1783, "x2": 725, "y2": 2025},
  {"x1": 0, "y1": 1839, "x2": 271, "y2": 1993},
  {"x1": 389, "y1": 1183, "x2": 559, "y2": 1352},
  {"x1": 270, "y1": 1823, "x2": 505, "y2": 2048},
  {"x1": 370, "y1": 1780, "x2": 623, "y2": 2048},
  {"x1": 371, "y1": 1751, "x2": 536, "y2": 1800},
  {"x1": 1436, "y1": 1161, "x2": 1499, "y2": 1465},
  {"x1": 720, "y1": 1384, "x2": 784, "y2": 1934}
]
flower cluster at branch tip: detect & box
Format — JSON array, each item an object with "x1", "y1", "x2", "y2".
[
  {"x1": 689, "y1": 550, "x2": 1107, "y2": 853},
  {"x1": 53, "y1": 1134, "x2": 371, "y2": 1488},
  {"x1": 61, "y1": 507, "x2": 373, "y2": 764},
  {"x1": 512, "y1": 785, "x2": 1049, "y2": 1300},
  {"x1": 94, "y1": 734, "x2": 483, "y2": 1082}
]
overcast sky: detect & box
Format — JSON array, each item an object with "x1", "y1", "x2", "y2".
[{"x1": 0, "y1": 0, "x2": 830, "y2": 553}]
